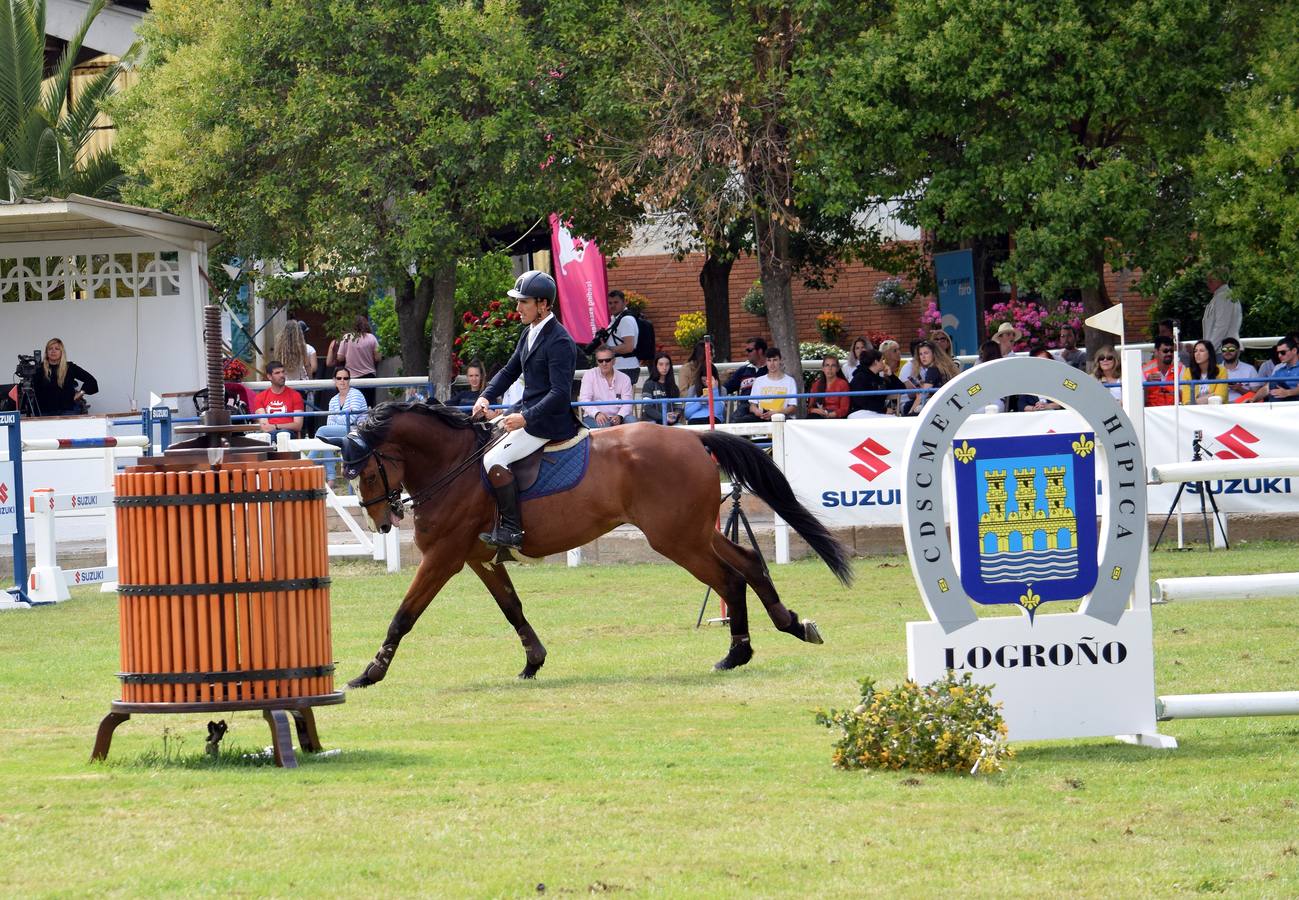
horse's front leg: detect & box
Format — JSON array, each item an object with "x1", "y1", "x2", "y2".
[
  {"x1": 348, "y1": 551, "x2": 463, "y2": 690},
  {"x1": 469, "y1": 559, "x2": 547, "y2": 679}
]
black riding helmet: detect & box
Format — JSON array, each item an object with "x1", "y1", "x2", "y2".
[{"x1": 507, "y1": 270, "x2": 557, "y2": 303}]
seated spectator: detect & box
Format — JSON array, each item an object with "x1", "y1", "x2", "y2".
[
  {"x1": 842, "y1": 336, "x2": 872, "y2": 382},
  {"x1": 683, "y1": 364, "x2": 727, "y2": 424},
  {"x1": 902, "y1": 340, "x2": 949, "y2": 416},
  {"x1": 1219, "y1": 338, "x2": 1260, "y2": 402},
  {"x1": 313, "y1": 367, "x2": 370, "y2": 482},
  {"x1": 1089, "y1": 345, "x2": 1123, "y2": 401},
  {"x1": 807, "y1": 354, "x2": 850, "y2": 419},
  {"x1": 640, "y1": 353, "x2": 681, "y2": 425},
  {"x1": 1019, "y1": 348, "x2": 1064, "y2": 410},
  {"x1": 929, "y1": 329, "x2": 963, "y2": 371},
  {"x1": 848, "y1": 349, "x2": 904, "y2": 419},
  {"x1": 579, "y1": 351, "x2": 633, "y2": 427},
  {"x1": 974, "y1": 341, "x2": 1006, "y2": 412},
  {"x1": 879, "y1": 340, "x2": 902, "y2": 378},
  {"x1": 1182, "y1": 340, "x2": 1229, "y2": 405},
  {"x1": 726, "y1": 337, "x2": 768, "y2": 423},
  {"x1": 449, "y1": 360, "x2": 486, "y2": 409},
  {"x1": 748, "y1": 346, "x2": 799, "y2": 421},
  {"x1": 1141, "y1": 335, "x2": 1183, "y2": 407},
  {"x1": 254, "y1": 360, "x2": 305, "y2": 440},
  {"x1": 32, "y1": 337, "x2": 97, "y2": 416},
  {"x1": 1253, "y1": 335, "x2": 1299, "y2": 402},
  {"x1": 1056, "y1": 324, "x2": 1087, "y2": 370},
  {"x1": 992, "y1": 322, "x2": 1021, "y2": 358}
]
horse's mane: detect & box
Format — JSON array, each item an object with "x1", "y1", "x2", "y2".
[{"x1": 356, "y1": 400, "x2": 483, "y2": 446}]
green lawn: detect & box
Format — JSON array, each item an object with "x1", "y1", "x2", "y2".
[{"x1": 2, "y1": 544, "x2": 1298, "y2": 897}]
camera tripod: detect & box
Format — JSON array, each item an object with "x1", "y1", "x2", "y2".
[
  {"x1": 696, "y1": 481, "x2": 768, "y2": 627},
  {"x1": 1153, "y1": 431, "x2": 1229, "y2": 551},
  {"x1": 15, "y1": 377, "x2": 40, "y2": 417}
]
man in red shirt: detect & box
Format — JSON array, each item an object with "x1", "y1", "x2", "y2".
[
  {"x1": 254, "y1": 360, "x2": 305, "y2": 439},
  {"x1": 1141, "y1": 336, "x2": 1183, "y2": 407}
]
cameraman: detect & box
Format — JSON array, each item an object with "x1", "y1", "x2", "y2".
[
  {"x1": 33, "y1": 338, "x2": 97, "y2": 416},
  {"x1": 589, "y1": 290, "x2": 640, "y2": 386}
]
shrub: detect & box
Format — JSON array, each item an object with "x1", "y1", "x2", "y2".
[
  {"x1": 982, "y1": 297, "x2": 1085, "y2": 351},
  {"x1": 455, "y1": 302, "x2": 522, "y2": 373},
  {"x1": 815, "y1": 671, "x2": 1013, "y2": 775},
  {"x1": 741, "y1": 281, "x2": 766, "y2": 317},
  {"x1": 874, "y1": 278, "x2": 913, "y2": 308},
  {"x1": 816, "y1": 310, "x2": 846, "y2": 344},
  {"x1": 674, "y1": 311, "x2": 708, "y2": 351}
]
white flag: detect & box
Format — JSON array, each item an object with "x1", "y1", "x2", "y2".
[{"x1": 1084, "y1": 304, "x2": 1125, "y2": 337}]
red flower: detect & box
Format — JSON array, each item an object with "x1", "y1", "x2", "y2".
[
  {"x1": 509, "y1": 311, "x2": 521, "y2": 321},
  {"x1": 462, "y1": 311, "x2": 474, "y2": 322},
  {"x1": 492, "y1": 318, "x2": 503, "y2": 327},
  {"x1": 490, "y1": 300, "x2": 501, "y2": 310},
  {"x1": 454, "y1": 336, "x2": 463, "y2": 347}
]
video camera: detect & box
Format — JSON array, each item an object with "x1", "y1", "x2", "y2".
[
  {"x1": 14, "y1": 349, "x2": 41, "y2": 382},
  {"x1": 582, "y1": 326, "x2": 613, "y2": 355}
]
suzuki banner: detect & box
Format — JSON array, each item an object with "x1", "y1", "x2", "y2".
[
  {"x1": 785, "y1": 405, "x2": 1299, "y2": 527},
  {"x1": 0, "y1": 460, "x2": 16, "y2": 536},
  {"x1": 549, "y1": 214, "x2": 609, "y2": 345}
]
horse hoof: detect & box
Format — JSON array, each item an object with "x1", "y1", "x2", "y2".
[
  {"x1": 345, "y1": 675, "x2": 371, "y2": 690},
  {"x1": 802, "y1": 620, "x2": 824, "y2": 645},
  {"x1": 714, "y1": 642, "x2": 754, "y2": 671},
  {"x1": 518, "y1": 655, "x2": 545, "y2": 679}
]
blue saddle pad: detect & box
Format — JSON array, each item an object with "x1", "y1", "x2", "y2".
[{"x1": 482, "y1": 439, "x2": 591, "y2": 502}]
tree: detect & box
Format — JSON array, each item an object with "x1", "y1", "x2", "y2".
[
  {"x1": 561, "y1": 0, "x2": 897, "y2": 359},
  {"x1": 0, "y1": 0, "x2": 124, "y2": 201},
  {"x1": 1194, "y1": 7, "x2": 1299, "y2": 329},
  {"x1": 114, "y1": 0, "x2": 622, "y2": 392},
  {"x1": 813, "y1": 0, "x2": 1265, "y2": 349}
]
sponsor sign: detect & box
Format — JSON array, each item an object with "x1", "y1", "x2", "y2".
[
  {"x1": 549, "y1": 214, "x2": 609, "y2": 345},
  {"x1": 0, "y1": 461, "x2": 16, "y2": 537},
  {"x1": 900, "y1": 357, "x2": 1159, "y2": 742}
]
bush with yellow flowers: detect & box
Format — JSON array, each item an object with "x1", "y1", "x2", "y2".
[
  {"x1": 673, "y1": 311, "x2": 708, "y2": 351},
  {"x1": 814, "y1": 671, "x2": 1013, "y2": 775}
]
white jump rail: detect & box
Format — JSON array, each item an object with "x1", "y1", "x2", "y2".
[{"x1": 1146, "y1": 452, "x2": 1299, "y2": 724}]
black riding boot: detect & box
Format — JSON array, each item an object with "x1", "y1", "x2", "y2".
[{"x1": 480, "y1": 466, "x2": 524, "y2": 550}]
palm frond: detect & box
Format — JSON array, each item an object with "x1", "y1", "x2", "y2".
[
  {"x1": 58, "y1": 63, "x2": 120, "y2": 161},
  {"x1": 0, "y1": 0, "x2": 46, "y2": 142},
  {"x1": 41, "y1": 0, "x2": 108, "y2": 125},
  {"x1": 61, "y1": 149, "x2": 123, "y2": 200}
]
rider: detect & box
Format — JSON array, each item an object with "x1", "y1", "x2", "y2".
[{"x1": 472, "y1": 270, "x2": 578, "y2": 550}]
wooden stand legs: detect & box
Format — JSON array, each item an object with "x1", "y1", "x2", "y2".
[{"x1": 91, "y1": 705, "x2": 328, "y2": 768}]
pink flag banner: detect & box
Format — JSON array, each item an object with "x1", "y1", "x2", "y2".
[{"x1": 549, "y1": 213, "x2": 609, "y2": 344}]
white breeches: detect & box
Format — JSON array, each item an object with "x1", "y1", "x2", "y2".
[{"x1": 483, "y1": 426, "x2": 548, "y2": 471}]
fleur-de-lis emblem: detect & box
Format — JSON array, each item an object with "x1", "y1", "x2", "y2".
[
  {"x1": 1019, "y1": 586, "x2": 1042, "y2": 612},
  {"x1": 967, "y1": 384, "x2": 983, "y2": 397},
  {"x1": 1063, "y1": 378, "x2": 1078, "y2": 391},
  {"x1": 954, "y1": 440, "x2": 976, "y2": 464},
  {"x1": 1072, "y1": 434, "x2": 1094, "y2": 458}
]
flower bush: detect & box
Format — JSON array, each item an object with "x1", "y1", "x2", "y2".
[
  {"x1": 798, "y1": 340, "x2": 842, "y2": 388},
  {"x1": 874, "y1": 278, "x2": 913, "y2": 308},
  {"x1": 222, "y1": 356, "x2": 249, "y2": 381},
  {"x1": 623, "y1": 290, "x2": 651, "y2": 315},
  {"x1": 983, "y1": 297, "x2": 1085, "y2": 352},
  {"x1": 454, "y1": 301, "x2": 522, "y2": 373},
  {"x1": 815, "y1": 671, "x2": 1013, "y2": 775},
  {"x1": 741, "y1": 281, "x2": 766, "y2": 317},
  {"x1": 816, "y1": 310, "x2": 846, "y2": 344},
  {"x1": 866, "y1": 330, "x2": 895, "y2": 349},
  {"x1": 916, "y1": 299, "x2": 943, "y2": 339},
  {"x1": 674, "y1": 311, "x2": 708, "y2": 351}
]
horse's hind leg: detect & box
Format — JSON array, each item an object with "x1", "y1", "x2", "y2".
[
  {"x1": 712, "y1": 534, "x2": 823, "y2": 645},
  {"x1": 647, "y1": 531, "x2": 753, "y2": 670},
  {"x1": 469, "y1": 559, "x2": 547, "y2": 679}
]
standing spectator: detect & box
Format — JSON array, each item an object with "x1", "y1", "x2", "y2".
[
  {"x1": 992, "y1": 323, "x2": 1021, "y2": 357},
  {"x1": 1202, "y1": 275, "x2": 1242, "y2": 352},
  {"x1": 32, "y1": 337, "x2": 97, "y2": 416},
  {"x1": 579, "y1": 351, "x2": 633, "y2": 427},
  {"x1": 601, "y1": 289, "x2": 641, "y2": 387},
  {"x1": 1253, "y1": 336, "x2": 1299, "y2": 402},
  {"x1": 842, "y1": 336, "x2": 872, "y2": 381},
  {"x1": 1219, "y1": 338, "x2": 1260, "y2": 402},
  {"x1": 640, "y1": 353, "x2": 681, "y2": 425},
  {"x1": 312, "y1": 367, "x2": 369, "y2": 483},
  {"x1": 848, "y1": 349, "x2": 903, "y2": 419},
  {"x1": 1182, "y1": 340, "x2": 1229, "y2": 405},
  {"x1": 747, "y1": 346, "x2": 799, "y2": 421},
  {"x1": 1089, "y1": 345, "x2": 1123, "y2": 401},
  {"x1": 807, "y1": 354, "x2": 850, "y2": 419},
  {"x1": 1056, "y1": 324, "x2": 1087, "y2": 370},
  {"x1": 327, "y1": 315, "x2": 382, "y2": 405},
  {"x1": 449, "y1": 361, "x2": 486, "y2": 408},
  {"x1": 725, "y1": 337, "x2": 768, "y2": 422},
  {"x1": 273, "y1": 319, "x2": 316, "y2": 382},
  {"x1": 1141, "y1": 336, "x2": 1183, "y2": 407},
  {"x1": 254, "y1": 361, "x2": 305, "y2": 440},
  {"x1": 298, "y1": 320, "x2": 319, "y2": 374},
  {"x1": 683, "y1": 363, "x2": 726, "y2": 425}
]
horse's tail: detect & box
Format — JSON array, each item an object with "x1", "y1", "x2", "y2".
[{"x1": 698, "y1": 431, "x2": 854, "y2": 586}]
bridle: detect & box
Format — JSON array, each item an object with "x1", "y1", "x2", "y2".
[{"x1": 353, "y1": 427, "x2": 504, "y2": 519}]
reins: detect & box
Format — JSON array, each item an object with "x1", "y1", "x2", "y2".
[{"x1": 359, "y1": 424, "x2": 504, "y2": 514}]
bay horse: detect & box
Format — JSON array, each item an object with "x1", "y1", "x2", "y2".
[{"x1": 333, "y1": 401, "x2": 853, "y2": 688}]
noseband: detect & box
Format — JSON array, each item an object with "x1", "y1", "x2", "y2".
[
  {"x1": 352, "y1": 426, "x2": 504, "y2": 518},
  {"x1": 356, "y1": 447, "x2": 407, "y2": 519}
]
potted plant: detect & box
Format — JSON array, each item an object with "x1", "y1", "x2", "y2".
[
  {"x1": 741, "y1": 280, "x2": 766, "y2": 317},
  {"x1": 874, "y1": 278, "x2": 913, "y2": 308},
  {"x1": 816, "y1": 310, "x2": 846, "y2": 344}
]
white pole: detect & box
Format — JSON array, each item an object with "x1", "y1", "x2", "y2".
[
  {"x1": 1172, "y1": 324, "x2": 1184, "y2": 548},
  {"x1": 1159, "y1": 692, "x2": 1299, "y2": 720},
  {"x1": 1153, "y1": 573, "x2": 1299, "y2": 603},
  {"x1": 771, "y1": 414, "x2": 789, "y2": 565}
]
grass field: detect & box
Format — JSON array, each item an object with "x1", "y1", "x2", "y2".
[{"x1": 2, "y1": 543, "x2": 1299, "y2": 897}]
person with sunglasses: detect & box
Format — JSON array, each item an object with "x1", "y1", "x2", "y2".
[
  {"x1": 1141, "y1": 335, "x2": 1183, "y2": 406},
  {"x1": 312, "y1": 366, "x2": 370, "y2": 484},
  {"x1": 579, "y1": 351, "x2": 634, "y2": 427},
  {"x1": 1218, "y1": 338, "x2": 1260, "y2": 402},
  {"x1": 1089, "y1": 345, "x2": 1123, "y2": 401},
  {"x1": 725, "y1": 337, "x2": 768, "y2": 423}
]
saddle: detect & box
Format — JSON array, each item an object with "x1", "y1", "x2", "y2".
[{"x1": 507, "y1": 428, "x2": 590, "y2": 493}]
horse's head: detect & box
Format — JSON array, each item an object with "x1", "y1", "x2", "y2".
[{"x1": 320, "y1": 431, "x2": 406, "y2": 533}]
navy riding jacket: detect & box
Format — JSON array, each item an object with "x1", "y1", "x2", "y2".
[{"x1": 482, "y1": 316, "x2": 579, "y2": 441}]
